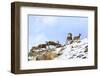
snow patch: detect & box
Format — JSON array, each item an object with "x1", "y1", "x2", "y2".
[{"x1": 54, "y1": 38, "x2": 88, "y2": 60}]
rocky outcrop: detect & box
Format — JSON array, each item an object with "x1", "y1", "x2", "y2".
[{"x1": 28, "y1": 37, "x2": 88, "y2": 61}]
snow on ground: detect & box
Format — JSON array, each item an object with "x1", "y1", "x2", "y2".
[
  {"x1": 28, "y1": 38, "x2": 88, "y2": 61},
  {"x1": 54, "y1": 38, "x2": 88, "y2": 60}
]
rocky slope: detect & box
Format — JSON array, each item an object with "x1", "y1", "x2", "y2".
[
  {"x1": 54, "y1": 38, "x2": 88, "y2": 60},
  {"x1": 28, "y1": 38, "x2": 88, "y2": 61}
]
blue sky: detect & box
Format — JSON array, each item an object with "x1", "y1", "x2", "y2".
[{"x1": 28, "y1": 15, "x2": 88, "y2": 50}]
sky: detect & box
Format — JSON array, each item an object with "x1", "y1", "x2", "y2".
[{"x1": 28, "y1": 15, "x2": 88, "y2": 50}]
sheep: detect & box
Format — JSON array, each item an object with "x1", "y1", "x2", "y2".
[
  {"x1": 30, "y1": 46, "x2": 38, "y2": 52},
  {"x1": 38, "y1": 44, "x2": 47, "y2": 49},
  {"x1": 66, "y1": 33, "x2": 73, "y2": 44},
  {"x1": 73, "y1": 33, "x2": 81, "y2": 42},
  {"x1": 46, "y1": 41, "x2": 62, "y2": 48},
  {"x1": 31, "y1": 44, "x2": 48, "y2": 52},
  {"x1": 46, "y1": 41, "x2": 59, "y2": 46}
]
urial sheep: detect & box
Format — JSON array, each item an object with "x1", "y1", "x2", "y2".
[
  {"x1": 66, "y1": 33, "x2": 73, "y2": 44},
  {"x1": 37, "y1": 44, "x2": 48, "y2": 50},
  {"x1": 46, "y1": 41, "x2": 62, "y2": 48},
  {"x1": 73, "y1": 33, "x2": 81, "y2": 42}
]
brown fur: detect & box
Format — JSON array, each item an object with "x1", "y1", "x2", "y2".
[
  {"x1": 46, "y1": 41, "x2": 61, "y2": 47},
  {"x1": 30, "y1": 46, "x2": 38, "y2": 52},
  {"x1": 46, "y1": 41, "x2": 59, "y2": 45},
  {"x1": 66, "y1": 33, "x2": 73, "y2": 44},
  {"x1": 67, "y1": 33, "x2": 72, "y2": 41},
  {"x1": 31, "y1": 44, "x2": 47, "y2": 52},
  {"x1": 73, "y1": 34, "x2": 81, "y2": 41},
  {"x1": 38, "y1": 44, "x2": 47, "y2": 49}
]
